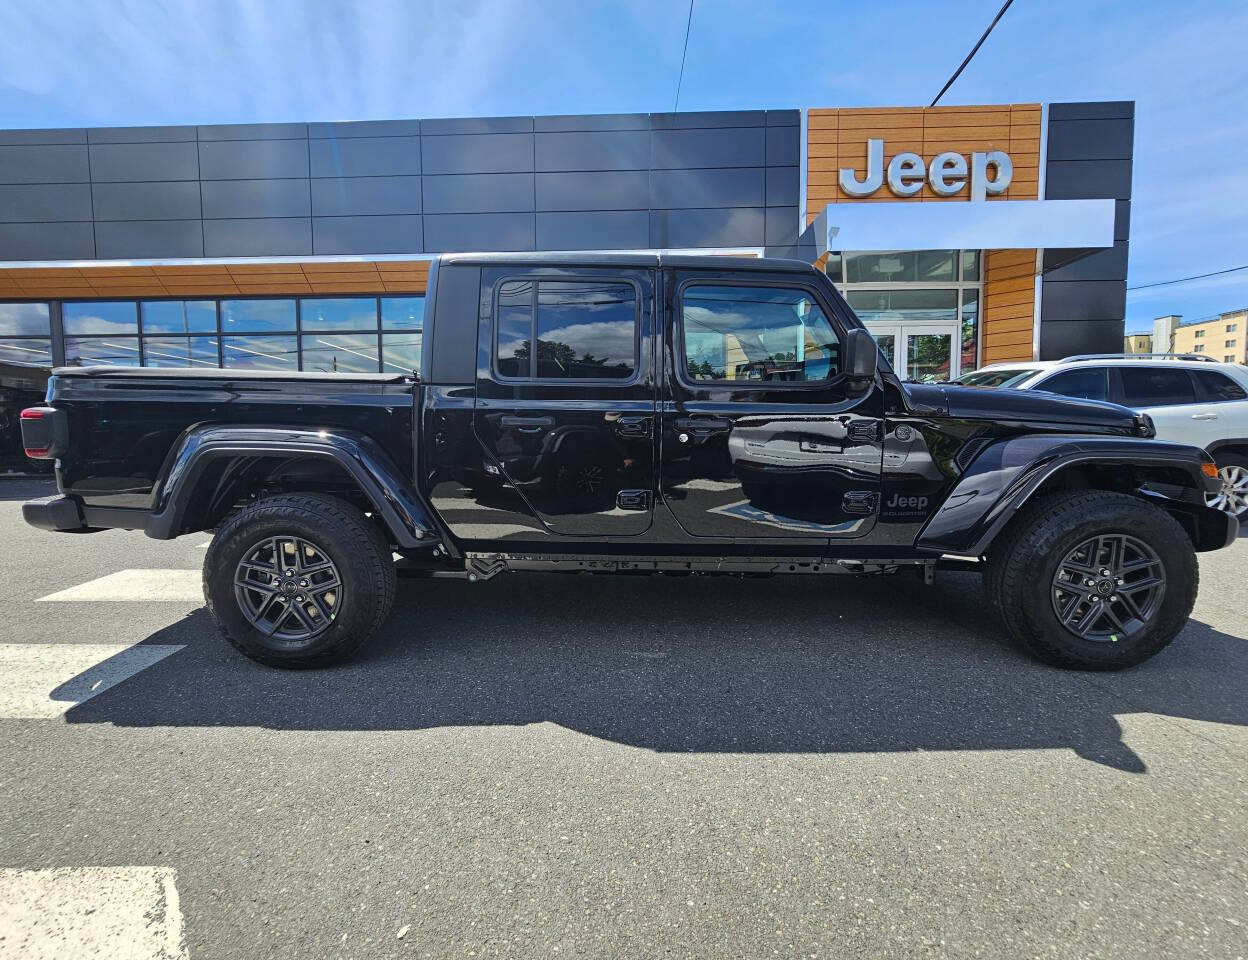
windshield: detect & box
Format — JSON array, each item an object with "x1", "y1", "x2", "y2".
[{"x1": 954, "y1": 368, "x2": 1038, "y2": 388}]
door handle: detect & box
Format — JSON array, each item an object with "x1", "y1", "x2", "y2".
[
  {"x1": 674, "y1": 416, "x2": 731, "y2": 433},
  {"x1": 615, "y1": 415, "x2": 652, "y2": 439},
  {"x1": 1191, "y1": 413, "x2": 1218, "y2": 420},
  {"x1": 500, "y1": 415, "x2": 554, "y2": 431}
]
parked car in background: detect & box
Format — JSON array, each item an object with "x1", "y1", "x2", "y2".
[{"x1": 955, "y1": 354, "x2": 1248, "y2": 518}]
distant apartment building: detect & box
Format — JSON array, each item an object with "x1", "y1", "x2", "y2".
[
  {"x1": 1155, "y1": 309, "x2": 1248, "y2": 363},
  {"x1": 1123, "y1": 333, "x2": 1152, "y2": 354}
]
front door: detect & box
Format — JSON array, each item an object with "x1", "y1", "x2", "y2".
[
  {"x1": 869, "y1": 322, "x2": 960, "y2": 382},
  {"x1": 660, "y1": 271, "x2": 884, "y2": 540},
  {"x1": 473, "y1": 267, "x2": 657, "y2": 537}
]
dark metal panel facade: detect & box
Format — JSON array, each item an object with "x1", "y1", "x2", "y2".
[
  {"x1": 0, "y1": 110, "x2": 802, "y2": 261},
  {"x1": 312, "y1": 215, "x2": 424, "y2": 255},
  {"x1": 1038, "y1": 101, "x2": 1135, "y2": 360},
  {"x1": 95, "y1": 219, "x2": 205, "y2": 259},
  {"x1": 202, "y1": 217, "x2": 312, "y2": 257}
]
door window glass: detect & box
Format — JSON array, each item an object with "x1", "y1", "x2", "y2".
[
  {"x1": 536, "y1": 282, "x2": 635, "y2": 379},
  {"x1": 682, "y1": 284, "x2": 840, "y2": 383},
  {"x1": 495, "y1": 279, "x2": 636, "y2": 380},
  {"x1": 1035, "y1": 368, "x2": 1110, "y2": 401},
  {"x1": 905, "y1": 332, "x2": 953, "y2": 382},
  {"x1": 1194, "y1": 370, "x2": 1248, "y2": 401},
  {"x1": 1119, "y1": 367, "x2": 1197, "y2": 406}
]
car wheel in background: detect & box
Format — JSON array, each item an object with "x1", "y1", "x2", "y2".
[{"x1": 1206, "y1": 453, "x2": 1248, "y2": 518}]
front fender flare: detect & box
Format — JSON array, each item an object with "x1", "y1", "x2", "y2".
[
  {"x1": 145, "y1": 424, "x2": 438, "y2": 548},
  {"x1": 916, "y1": 434, "x2": 1228, "y2": 556}
]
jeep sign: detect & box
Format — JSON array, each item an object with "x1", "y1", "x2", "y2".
[{"x1": 839, "y1": 138, "x2": 1012, "y2": 201}]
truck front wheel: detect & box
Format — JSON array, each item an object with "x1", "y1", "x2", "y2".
[
  {"x1": 203, "y1": 493, "x2": 397, "y2": 668},
  {"x1": 985, "y1": 490, "x2": 1197, "y2": 670}
]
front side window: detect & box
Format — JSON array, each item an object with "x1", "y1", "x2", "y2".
[
  {"x1": 1035, "y1": 368, "x2": 1110, "y2": 402},
  {"x1": 1195, "y1": 370, "x2": 1248, "y2": 402},
  {"x1": 682, "y1": 284, "x2": 841, "y2": 383},
  {"x1": 495, "y1": 279, "x2": 636, "y2": 380},
  {"x1": 1120, "y1": 367, "x2": 1196, "y2": 407}
]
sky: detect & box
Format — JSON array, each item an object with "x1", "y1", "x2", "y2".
[{"x1": 1, "y1": 0, "x2": 1245, "y2": 333}]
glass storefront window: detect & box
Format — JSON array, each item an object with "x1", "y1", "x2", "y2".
[
  {"x1": 63, "y1": 302, "x2": 138, "y2": 336},
  {"x1": 961, "y1": 250, "x2": 981, "y2": 281},
  {"x1": 381, "y1": 296, "x2": 425, "y2": 331},
  {"x1": 843, "y1": 250, "x2": 959, "y2": 284},
  {"x1": 141, "y1": 337, "x2": 219, "y2": 368},
  {"x1": 141, "y1": 300, "x2": 217, "y2": 334},
  {"x1": 847, "y1": 289, "x2": 958, "y2": 324},
  {"x1": 65, "y1": 337, "x2": 141, "y2": 366},
  {"x1": 0, "y1": 338, "x2": 52, "y2": 366},
  {"x1": 382, "y1": 333, "x2": 421, "y2": 374},
  {"x1": 222, "y1": 335, "x2": 297, "y2": 370},
  {"x1": 301, "y1": 298, "x2": 379, "y2": 332},
  {"x1": 0, "y1": 302, "x2": 51, "y2": 337},
  {"x1": 220, "y1": 299, "x2": 296, "y2": 333},
  {"x1": 300, "y1": 334, "x2": 380, "y2": 373},
  {"x1": 961, "y1": 289, "x2": 979, "y2": 371}
]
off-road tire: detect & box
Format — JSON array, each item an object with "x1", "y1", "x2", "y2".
[
  {"x1": 203, "y1": 493, "x2": 396, "y2": 668},
  {"x1": 984, "y1": 490, "x2": 1197, "y2": 670}
]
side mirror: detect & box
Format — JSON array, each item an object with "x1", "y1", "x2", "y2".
[{"x1": 844, "y1": 328, "x2": 879, "y2": 381}]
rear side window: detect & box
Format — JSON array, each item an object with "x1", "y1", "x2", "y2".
[
  {"x1": 682, "y1": 284, "x2": 841, "y2": 383},
  {"x1": 1194, "y1": 370, "x2": 1248, "y2": 401},
  {"x1": 495, "y1": 279, "x2": 637, "y2": 380},
  {"x1": 1034, "y1": 368, "x2": 1109, "y2": 402},
  {"x1": 1119, "y1": 367, "x2": 1197, "y2": 406}
]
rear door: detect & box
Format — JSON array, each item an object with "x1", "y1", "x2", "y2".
[
  {"x1": 1112, "y1": 366, "x2": 1214, "y2": 446},
  {"x1": 473, "y1": 266, "x2": 657, "y2": 537},
  {"x1": 660, "y1": 269, "x2": 884, "y2": 539}
]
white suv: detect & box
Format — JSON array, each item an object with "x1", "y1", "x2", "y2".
[{"x1": 955, "y1": 354, "x2": 1248, "y2": 518}]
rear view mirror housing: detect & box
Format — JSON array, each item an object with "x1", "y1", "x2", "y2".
[{"x1": 843, "y1": 328, "x2": 879, "y2": 382}]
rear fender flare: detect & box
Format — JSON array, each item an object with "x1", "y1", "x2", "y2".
[
  {"x1": 916, "y1": 434, "x2": 1231, "y2": 556},
  {"x1": 145, "y1": 424, "x2": 439, "y2": 548}
]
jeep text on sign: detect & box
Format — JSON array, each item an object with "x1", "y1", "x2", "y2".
[{"x1": 839, "y1": 139, "x2": 1012, "y2": 201}]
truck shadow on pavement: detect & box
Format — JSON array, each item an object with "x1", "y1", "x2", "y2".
[{"x1": 63, "y1": 571, "x2": 1247, "y2": 772}]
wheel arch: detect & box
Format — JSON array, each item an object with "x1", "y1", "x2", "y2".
[
  {"x1": 145, "y1": 424, "x2": 440, "y2": 548},
  {"x1": 917, "y1": 434, "x2": 1236, "y2": 557}
]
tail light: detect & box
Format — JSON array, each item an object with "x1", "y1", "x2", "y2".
[{"x1": 20, "y1": 407, "x2": 66, "y2": 460}]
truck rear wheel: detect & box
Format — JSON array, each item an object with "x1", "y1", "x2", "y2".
[
  {"x1": 203, "y1": 493, "x2": 396, "y2": 668},
  {"x1": 985, "y1": 490, "x2": 1197, "y2": 670}
]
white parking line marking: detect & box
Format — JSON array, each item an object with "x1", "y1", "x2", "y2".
[
  {"x1": 0, "y1": 866, "x2": 187, "y2": 960},
  {"x1": 36, "y1": 570, "x2": 202, "y2": 603},
  {"x1": 0, "y1": 644, "x2": 183, "y2": 719}
]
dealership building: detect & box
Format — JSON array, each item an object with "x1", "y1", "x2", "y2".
[{"x1": 0, "y1": 100, "x2": 1132, "y2": 467}]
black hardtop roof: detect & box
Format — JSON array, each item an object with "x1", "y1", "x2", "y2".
[{"x1": 435, "y1": 252, "x2": 818, "y2": 273}]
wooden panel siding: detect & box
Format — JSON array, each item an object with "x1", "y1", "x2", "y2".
[{"x1": 0, "y1": 259, "x2": 431, "y2": 299}]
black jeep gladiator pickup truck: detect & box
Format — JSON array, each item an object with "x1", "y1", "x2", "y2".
[{"x1": 20, "y1": 253, "x2": 1237, "y2": 670}]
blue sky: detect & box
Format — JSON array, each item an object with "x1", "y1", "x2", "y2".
[{"x1": 1, "y1": 0, "x2": 1245, "y2": 333}]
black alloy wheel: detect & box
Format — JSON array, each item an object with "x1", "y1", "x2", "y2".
[
  {"x1": 1049, "y1": 533, "x2": 1166, "y2": 643},
  {"x1": 234, "y1": 535, "x2": 343, "y2": 643}
]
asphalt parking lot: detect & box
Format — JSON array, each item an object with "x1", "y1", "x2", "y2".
[{"x1": 0, "y1": 475, "x2": 1245, "y2": 959}]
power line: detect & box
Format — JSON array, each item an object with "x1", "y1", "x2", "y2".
[
  {"x1": 673, "y1": 0, "x2": 694, "y2": 114},
  {"x1": 1127, "y1": 264, "x2": 1248, "y2": 292},
  {"x1": 930, "y1": 0, "x2": 1017, "y2": 107}
]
